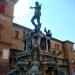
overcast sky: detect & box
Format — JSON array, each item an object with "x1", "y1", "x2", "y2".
[{"x1": 13, "y1": 0, "x2": 75, "y2": 47}]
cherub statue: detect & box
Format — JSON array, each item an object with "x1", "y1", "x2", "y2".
[{"x1": 44, "y1": 27, "x2": 52, "y2": 38}]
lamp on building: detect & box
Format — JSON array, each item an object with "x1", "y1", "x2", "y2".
[
  {"x1": 56, "y1": 51, "x2": 62, "y2": 56},
  {"x1": 71, "y1": 60, "x2": 74, "y2": 64},
  {"x1": 50, "y1": 48, "x2": 54, "y2": 52}
]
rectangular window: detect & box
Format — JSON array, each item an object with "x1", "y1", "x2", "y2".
[
  {"x1": 40, "y1": 37, "x2": 46, "y2": 51},
  {"x1": 0, "y1": 33, "x2": 1, "y2": 40},
  {"x1": 0, "y1": 3, "x2": 5, "y2": 13},
  {"x1": 0, "y1": 52, "x2": 2, "y2": 57},
  {"x1": 15, "y1": 31, "x2": 19, "y2": 40},
  {"x1": 0, "y1": 48, "x2": 3, "y2": 64},
  {"x1": 0, "y1": 24, "x2": 4, "y2": 31},
  {"x1": 55, "y1": 43, "x2": 59, "y2": 50},
  {"x1": 2, "y1": 48, "x2": 9, "y2": 60},
  {"x1": 47, "y1": 40, "x2": 51, "y2": 51}
]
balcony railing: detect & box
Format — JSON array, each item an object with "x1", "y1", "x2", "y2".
[
  {"x1": 41, "y1": 59, "x2": 68, "y2": 67},
  {"x1": 40, "y1": 50, "x2": 61, "y2": 57},
  {"x1": 42, "y1": 60, "x2": 56, "y2": 66}
]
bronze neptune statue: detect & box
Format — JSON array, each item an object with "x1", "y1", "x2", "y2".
[{"x1": 30, "y1": 1, "x2": 41, "y2": 29}]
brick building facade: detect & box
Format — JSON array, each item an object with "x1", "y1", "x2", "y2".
[{"x1": 0, "y1": 0, "x2": 75, "y2": 75}]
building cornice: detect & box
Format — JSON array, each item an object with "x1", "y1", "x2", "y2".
[
  {"x1": 13, "y1": 23, "x2": 32, "y2": 32},
  {"x1": 63, "y1": 40, "x2": 74, "y2": 44},
  {"x1": 13, "y1": 23, "x2": 74, "y2": 44},
  {"x1": 51, "y1": 37, "x2": 63, "y2": 43}
]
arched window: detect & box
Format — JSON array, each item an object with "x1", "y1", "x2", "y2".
[
  {"x1": 47, "y1": 39, "x2": 51, "y2": 51},
  {"x1": 40, "y1": 37, "x2": 46, "y2": 51}
]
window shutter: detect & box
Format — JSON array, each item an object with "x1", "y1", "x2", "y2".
[
  {"x1": 0, "y1": 3, "x2": 5, "y2": 13},
  {"x1": 15, "y1": 31, "x2": 19, "y2": 40}
]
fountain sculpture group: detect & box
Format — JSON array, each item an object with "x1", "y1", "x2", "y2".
[{"x1": 7, "y1": 1, "x2": 62, "y2": 75}]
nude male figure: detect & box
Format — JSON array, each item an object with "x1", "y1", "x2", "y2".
[{"x1": 30, "y1": 1, "x2": 41, "y2": 28}]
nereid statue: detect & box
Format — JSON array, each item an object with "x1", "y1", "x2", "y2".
[{"x1": 23, "y1": 30, "x2": 32, "y2": 51}]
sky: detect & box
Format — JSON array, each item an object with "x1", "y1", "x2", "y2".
[{"x1": 13, "y1": 0, "x2": 75, "y2": 45}]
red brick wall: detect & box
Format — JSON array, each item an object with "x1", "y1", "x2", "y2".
[
  {"x1": 0, "y1": 47, "x2": 9, "y2": 75},
  {"x1": 0, "y1": 62, "x2": 9, "y2": 75}
]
